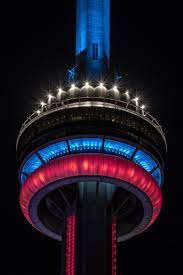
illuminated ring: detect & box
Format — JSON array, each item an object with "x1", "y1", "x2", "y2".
[
  {"x1": 28, "y1": 176, "x2": 153, "y2": 242},
  {"x1": 20, "y1": 154, "x2": 162, "y2": 241}
]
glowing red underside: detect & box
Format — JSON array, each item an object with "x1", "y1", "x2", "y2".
[{"x1": 20, "y1": 153, "x2": 162, "y2": 233}]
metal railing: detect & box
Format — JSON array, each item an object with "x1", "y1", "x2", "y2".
[{"x1": 16, "y1": 97, "x2": 167, "y2": 150}]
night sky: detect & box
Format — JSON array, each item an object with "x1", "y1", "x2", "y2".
[{"x1": 1, "y1": 0, "x2": 182, "y2": 274}]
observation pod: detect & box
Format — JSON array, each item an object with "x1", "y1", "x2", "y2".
[
  {"x1": 17, "y1": 85, "x2": 166, "y2": 275},
  {"x1": 16, "y1": 1, "x2": 167, "y2": 275}
]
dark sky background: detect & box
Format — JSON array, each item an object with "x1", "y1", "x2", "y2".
[{"x1": 1, "y1": 0, "x2": 182, "y2": 274}]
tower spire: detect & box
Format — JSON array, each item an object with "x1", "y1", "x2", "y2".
[{"x1": 76, "y1": 0, "x2": 110, "y2": 76}]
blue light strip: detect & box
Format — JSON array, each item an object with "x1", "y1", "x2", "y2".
[
  {"x1": 104, "y1": 140, "x2": 135, "y2": 159},
  {"x1": 69, "y1": 138, "x2": 103, "y2": 152},
  {"x1": 152, "y1": 168, "x2": 162, "y2": 186},
  {"x1": 38, "y1": 141, "x2": 69, "y2": 162},
  {"x1": 133, "y1": 150, "x2": 157, "y2": 172},
  {"x1": 20, "y1": 138, "x2": 162, "y2": 186},
  {"x1": 21, "y1": 173, "x2": 27, "y2": 184},
  {"x1": 22, "y1": 154, "x2": 42, "y2": 176}
]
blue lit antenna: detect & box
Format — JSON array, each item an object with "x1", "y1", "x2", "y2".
[{"x1": 76, "y1": 0, "x2": 110, "y2": 76}]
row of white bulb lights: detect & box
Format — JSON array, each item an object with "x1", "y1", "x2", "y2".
[{"x1": 36, "y1": 82, "x2": 146, "y2": 115}]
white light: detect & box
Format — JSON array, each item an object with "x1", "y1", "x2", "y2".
[
  {"x1": 100, "y1": 83, "x2": 104, "y2": 88},
  {"x1": 37, "y1": 110, "x2": 41, "y2": 115},
  {"x1": 58, "y1": 88, "x2": 62, "y2": 94},
  {"x1": 132, "y1": 97, "x2": 139, "y2": 103},
  {"x1": 48, "y1": 94, "x2": 54, "y2": 100},
  {"x1": 40, "y1": 101, "x2": 46, "y2": 108},
  {"x1": 141, "y1": 105, "x2": 145, "y2": 110},
  {"x1": 133, "y1": 97, "x2": 139, "y2": 107},
  {"x1": 125, "y1": 90, "x2": 129, "y2": 96},
  {"x1": 85, "y1": 82, "x2": 90, "y2": 88},
  {"x1": 71, "y1": 84, "x2": 76, "y2": 89},
  {"x1": 113, "y1": 85, "x2": 118, "y2": 91}
]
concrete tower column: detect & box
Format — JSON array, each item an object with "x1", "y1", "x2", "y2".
[{"x1": 76, "y1": 0, "x2": 110, "y2": 76}]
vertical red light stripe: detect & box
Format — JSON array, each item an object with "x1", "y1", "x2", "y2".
[
  {"x1": 66, "y1": 215, "x2": 76, "y2": 275},
  {"x1": 112, "y1": 217, "x2": 117, "y2": 275}
]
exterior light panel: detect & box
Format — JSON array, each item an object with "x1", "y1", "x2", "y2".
[
  {"x1": 21, "y1": 173, "x2": 27, "y2": 184},
  {"x1": 38, "y1": 141, "x2": 68, "y2": 162},
  {"x1": 104, "y1": 139, "x2": 135, "y2": 159},
  {"x1": 69, "y1": 138, "x2": 103, "y2": 152},
  {"x1": 22, "y1": 154, "x2": 42, "y2": 175},
  {"x1": 152, "y1": 168, "x2": 162, "y2": 186},
  {"x1": 133, "y1": 150, "x2": 157, "y2": 172}
]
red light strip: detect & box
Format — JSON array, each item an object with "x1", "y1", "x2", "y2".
[
  {"x1": 20, "y1": 154, "x2": 162, "y2": 233},
  {"x1": 112, "y1": 218, "x2": 117, "y2": 275},
  {"x1": 66, "y1": 215, "x2": 76, "y2": 275}
]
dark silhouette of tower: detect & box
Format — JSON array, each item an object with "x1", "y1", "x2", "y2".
[{"x1": 17, "y1": 1, "x2": 167, "y2": 274}]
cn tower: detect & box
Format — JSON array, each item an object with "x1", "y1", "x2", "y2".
[{"x1": 16, "y1": 0, "x2": 167, "y2": 274}]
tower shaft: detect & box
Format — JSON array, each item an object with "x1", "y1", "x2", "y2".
[
  {"x1": 61, "y1": 182, "x2": 117, "y2": 275},
  {"x1": 76, "y1": 0, "x2": 110, "y2": 75}
]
